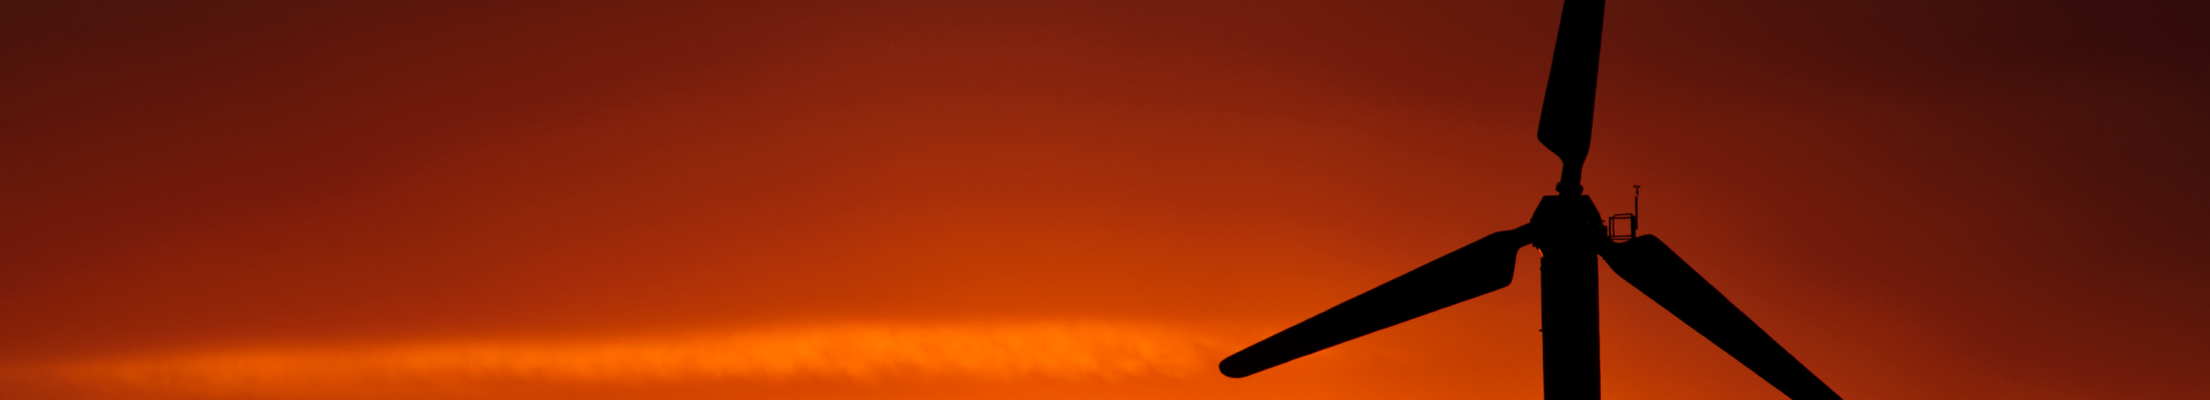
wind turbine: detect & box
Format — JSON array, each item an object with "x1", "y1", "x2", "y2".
[{"x1": 1215, "y1": 1, "x2": 1844, "y2": 399}]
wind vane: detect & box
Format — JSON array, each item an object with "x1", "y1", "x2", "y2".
[{"x1": 1216, "y1": 1, "x2": 1844, "y2": 399}]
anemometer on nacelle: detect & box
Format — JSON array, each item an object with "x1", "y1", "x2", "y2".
[{"x1": 1606, "y1": 185, "x2": 1639, "y2": 242}]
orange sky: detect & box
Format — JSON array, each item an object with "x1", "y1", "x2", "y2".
[{"x1": 4, "y1": 1, "x2": 2207, "y2": 399}]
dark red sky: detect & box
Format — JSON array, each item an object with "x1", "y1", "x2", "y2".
[{"x1": 4, "y1": 1, "x2": 2207, "y2": 399}]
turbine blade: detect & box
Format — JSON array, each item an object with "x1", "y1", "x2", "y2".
[
  {"x1": 1602, "y1": 235, "x2": 1843, "y2": 400},
  {"x1": 1535, "y1": 0, "x2": 1605, "y2": 190},
  {"x1": 1219, "y1": 225, "x2": 1534, "y2": 378}
]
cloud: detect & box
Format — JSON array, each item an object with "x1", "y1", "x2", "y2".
[{"x1": 9, "y1": 321, "x2": 1229, "y2": 397}]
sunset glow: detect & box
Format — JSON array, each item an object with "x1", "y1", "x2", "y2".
[
  {"x1": 17, "y1": 322, "x2": 1222, "y2": 397},
  {"x1": 4, "y1": 0, "x2": 2205, "y2": 399}
]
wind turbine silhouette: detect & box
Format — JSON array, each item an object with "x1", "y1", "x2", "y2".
[{"x1": 1215, "y1": 1, "x2": 1843, "y2": 399}]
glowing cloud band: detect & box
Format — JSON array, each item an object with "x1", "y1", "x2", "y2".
[{"x1": 12, "y1": 321, "x2": 1228, "y2": 397}]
